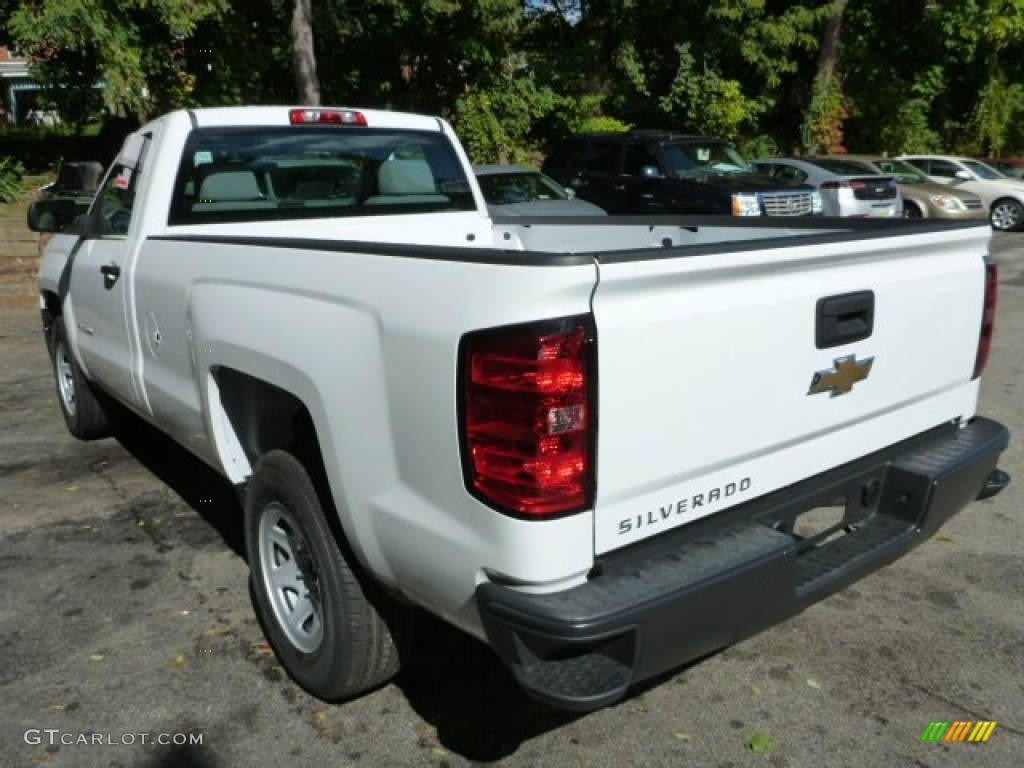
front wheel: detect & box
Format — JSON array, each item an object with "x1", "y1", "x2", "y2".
[
  {"x1": 50, "y1": 316, "x2": 113, "y2": 440},
  {"x1": 990, "y1": 198, "x2": 1024, "y2": 231},
  {"x1": 245, "y1": 449, "x2": 412, "y2": 701}
]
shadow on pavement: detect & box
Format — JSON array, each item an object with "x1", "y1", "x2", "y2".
[
  {"x1": 396, "y1": 613, "x2": 581, "y2": 761},
  {"x1": 111, "y1": 410, "x2": 245, "y2": 558},
  {"x1": 109, "y1": 407, "x2": 589, "y2": 760}
]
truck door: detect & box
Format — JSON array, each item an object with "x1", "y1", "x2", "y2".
[{"x1": 65, "y1": 134, "x2": 150, "y2": 408}]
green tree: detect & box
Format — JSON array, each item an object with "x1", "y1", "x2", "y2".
[{"x1": 9, "y1": 0, "x2": 227, "y2": 120}]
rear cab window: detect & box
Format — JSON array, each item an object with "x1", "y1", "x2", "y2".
[{"x1": 168, "y1": 126, "x2": 475, "y2": 226}]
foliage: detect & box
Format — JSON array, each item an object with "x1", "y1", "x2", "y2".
[
  {"x1": 5, "y1": 0, "x2": 1023, "y2": 159},
  {"x1": 877, "y1": 99, "x2": 943, "y2": 155},
  {"x1": 453, "y1": 80, "x2": 562, "y2": 164},
  {"x1": 971, "y1": 72, "x2": 1024, "y2": 156},
  {"x1": 801, "y1": 72, "x2": 850, "y2": 154},
  {"x1": 0, "y1": 157, "x2": 26, "y2": 203},
  {"x1": 9, "y1": 0, "x2": 228, "y2": 120},
  {"x1": 577, "y1": 116, "x2": 632, "y2": 133},
  {"x1": 659, "y1": 44, "x2": 764, "y2": 140}
]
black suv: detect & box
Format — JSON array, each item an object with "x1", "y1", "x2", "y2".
[{"x1": 542, "y1": 131, "x2": 821, "y2": 217}]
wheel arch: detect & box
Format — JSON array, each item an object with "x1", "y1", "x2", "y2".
[
  {"x1": 40, "y1": 289, "x2": 63, "y2": 351},
  {"x1": 206, "y1": 366, "x2": 323, "y2": 484}
]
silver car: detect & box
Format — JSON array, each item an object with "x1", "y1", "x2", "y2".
[
  {"x1": 473, "y1": 165, "x2": 606, "y2": 216},
  {"x1": 829, "y1": 155, "x2": 987, "y2": 221},
  {"x1": 751, "y1": 157, "x2": 902, "y2": 218}
]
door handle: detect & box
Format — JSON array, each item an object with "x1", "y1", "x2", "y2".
[
  {"x1": 816, "y1": 291, "x2": 874, "y2": 348},
  {"x1": 100, "y1": 263, "x2": 121, "y2": 289}
]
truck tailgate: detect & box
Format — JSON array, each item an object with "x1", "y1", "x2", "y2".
[{"x1": 591, "y1": 225, "x2": 991, "y2": 554}]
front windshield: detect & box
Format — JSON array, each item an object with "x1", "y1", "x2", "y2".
[
  {"x1": 476, "y1": 171, "x2": 569, "y2": 204},
  {"x1": 873, "y1": 159, "x2": 930, "y2": 184},
  {"x1": 962, "y1": 159, "x2": 1007, "y2": 180},
  {"x1": 662, "y1": 141, "x2": 750, "y2": 177}
]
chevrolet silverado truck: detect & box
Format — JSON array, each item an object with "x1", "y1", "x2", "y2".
[{"x1": 29, "y1": 106, "x2": 1010, "y2": 712}]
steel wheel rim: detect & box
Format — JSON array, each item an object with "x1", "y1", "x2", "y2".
[
  {"x1": 258, "y1": 500, "x2": 324, "y2": 653},
  {"x1": 55, "y1": 340, "x2": 77, "y2": 417}
]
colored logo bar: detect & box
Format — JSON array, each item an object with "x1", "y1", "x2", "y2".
[{"x1": 921, "y1": 721, "x2": 997, "y2": 743}]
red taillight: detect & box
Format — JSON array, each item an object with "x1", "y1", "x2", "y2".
[
  {"x1": 973, "y1": 258, "x2": 998, "y2": 379},
  {"x1": 288, "y1": 108, "x2": 367, "y2": 126},
  {"x1": 461, "y1": 316, "x2": 595, "y2": 518}
]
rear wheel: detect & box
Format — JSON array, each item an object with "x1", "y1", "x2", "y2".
[
  {"x1": 902, "y1": 201, "x2": 922, "y2": 218},
  {"x1": 50, "y1": 316, "x2": 113, "y2": 440},
  {"x1": 245, "y1": 449, "x2": 412, "y2": 701},
  {"x1": 990, "y1": 198, "x2": 1024, "y2": 231}
]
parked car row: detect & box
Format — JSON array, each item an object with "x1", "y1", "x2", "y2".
[
  {"x1": 899, "y1": 155, "x2": 1024, "y2": 231},
  {"x1": 750, "y1": 157, "x2": 903, "y2": 218},
  {"x1": 472, "y1": 137, "x2": 1024, "y2": 231}
]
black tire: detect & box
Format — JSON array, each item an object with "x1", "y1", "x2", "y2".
[
  {"x1": 990, "y1": 198, "x2": 1024, "y2": 231},
  {"x1": 245, "y1": 449, "x2": 412, "y2": 701},
  {"x1": 50, "y1": 316, "x2": 114, "y2": 440},
  {"x1": 903, "y1": 201, "x2": 922, "y2": 218}
]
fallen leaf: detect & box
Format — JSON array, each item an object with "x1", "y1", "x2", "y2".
[
  {"x1": 432, "y1": 747, "x2": 449, "y2": 757},
  {"x1": 312, "y1": 710, "x2": 328, "y2": 721},
  {"x1": 750, "y1": 683, "x2": 763, "y2": 695},
  {"x1": 934, "y1": 533, "x2": 954, "y2": 543},
  {"x1": 745, "y1": 729, "x2": 777, "y2": 755},
  {"x1": 170, "y1": 654, "x2": 187, "y2": 668},
  {"x1": 674, "y1": 731, "x2": 692, "y2": 743},
  {"x1": 806, "y1": 678, "x2": 821, "y2": 690},
  {"x1": 254, "y1": 641, "x2": 274, "y2": 657},
  {"x1": 48, "y1": 704, "x2": 66, "y2": 712},
  {"x1": 89, "y1": 653, "x2": 104, "y2": 662}
]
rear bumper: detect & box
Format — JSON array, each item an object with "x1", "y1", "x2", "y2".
[{"x1": 476, "y1": 417, "x2": 1010, "y2": 711}]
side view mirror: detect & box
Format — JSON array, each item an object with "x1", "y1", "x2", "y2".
[
  {"x1": 954, "y1": 169, "x2": 971, "y2": 181},
  {"x1": 27, "y1": 198, "x2": 90, "y2": 233},
  {"x1": 641, "y1": 165, "x2": 663, "y2": 179},
  {"x1": 565, "y1": 188, "x2": 577, "y2": 200}
]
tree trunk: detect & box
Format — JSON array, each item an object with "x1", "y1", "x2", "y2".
[
  {"x1": 803, "y1": 0, "x2": 849, "y2": 153},
  {"x1": 291, "y1": 0, "x2": 321, "y2": 105},
  {"x1": 816, "y1": 0, "x2": 847, "y2": 86}
]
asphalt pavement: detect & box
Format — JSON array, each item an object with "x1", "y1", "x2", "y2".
[{"x1": 1, "y1": 232, "x2": 1022, "y2": 768}]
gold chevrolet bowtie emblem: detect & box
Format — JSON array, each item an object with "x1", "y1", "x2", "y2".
[{"x1": 808, "y1": 355, "x2": 874, "y2": 397}]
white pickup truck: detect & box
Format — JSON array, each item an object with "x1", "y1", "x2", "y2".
[{"x1": 30, "y1": 106, "x2": 1010, "y2": 711}]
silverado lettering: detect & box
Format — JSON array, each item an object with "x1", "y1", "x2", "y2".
[
  {"x1": 30, "y1": 105, "x2": 1009, "y2": 713},
  {"x1": 617, "y1": 477, "x2": 753, "y2": 535}
]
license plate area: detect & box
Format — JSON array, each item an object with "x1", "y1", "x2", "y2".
[{"x1": 757, "y1": 470, "x2": 886, "y2": 556}]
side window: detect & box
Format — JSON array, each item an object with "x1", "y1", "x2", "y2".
[
  {"x1": 582, "y1": 142, "x2": 623, "y2": 175},
  {"x1": 929, "y1": 160, "x2": 959, "y2": 178},
  {"x1": 623, "y1": 144, "x2": 661, "y2": 176},
  {"x1": 95, "y1": 134, "x2": 149, "y2": 236},
  {"x1": 777, "y1": 165, "x2": 807, "y2": 182},
  {"x1": 545, "y1": 139, "x2": 586, "y2": 174}
]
